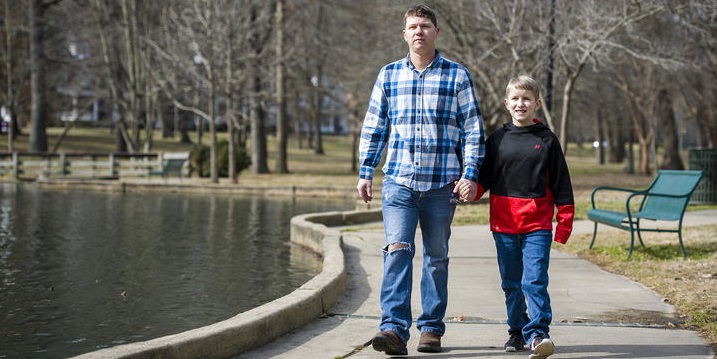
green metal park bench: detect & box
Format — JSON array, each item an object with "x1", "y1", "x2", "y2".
[
  {"x1": 148, "y1": 154, "x2": 188, "y2": 178},
  {"x1": 587, "y1": 170, "x2": 703, "y2": 259}
]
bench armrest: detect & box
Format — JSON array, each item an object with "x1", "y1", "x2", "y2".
[{"x1": 590, "y1": 186, "x2": 645, "y2": 209}]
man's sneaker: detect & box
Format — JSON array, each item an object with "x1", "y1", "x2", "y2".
[
  {"x1": 504, "y1": 332, "x2": 525, "y2": 352},
  {"x1": 528, "y1": 336, "x2": 555, "y2": 359},
  {"x1": 371, "y1": 330, "x2": 408, "y2": 356}
]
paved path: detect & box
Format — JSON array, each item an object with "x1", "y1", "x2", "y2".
[{"x1": 237, "y1": 210, "x2": 717, "y2": 359}]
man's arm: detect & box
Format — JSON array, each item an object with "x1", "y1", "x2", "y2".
[
  {"x1": 457, "y1": 70, "x2": 485, "y2": 183},
  {"x1": 357, "y1": 69, "x2": 390, "y2": 203}
]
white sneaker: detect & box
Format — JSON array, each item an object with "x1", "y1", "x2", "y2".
[{"x1": 528, "y1": 336, "x2": 554, "y2": 359}]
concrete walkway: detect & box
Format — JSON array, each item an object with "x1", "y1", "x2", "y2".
[{"x1": 236, "y1": 210, "x2": 717, "y2": 359}]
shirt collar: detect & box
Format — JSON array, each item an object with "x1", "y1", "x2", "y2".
[{"x1": 403, "y1": 50, "x2": 442, "y2": 70}]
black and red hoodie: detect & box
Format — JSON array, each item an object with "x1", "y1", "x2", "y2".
[{"x1": 474, "y1": 120, "x2": 575, "y2": 244}]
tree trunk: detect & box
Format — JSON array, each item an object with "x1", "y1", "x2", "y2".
[
  {"x1": 249, "y1": 70, "x2": 268, "y2": 174},
  {"x1": 558, "y1": 74, "x2": 577, "y2": 155},
  {"x1": 209, "y1": 78, "x2": 218, "y2": 183},
  {"x1": 658, "y1": 89, "x2": 685, "y2": 170},
  {"x1": 29, "y1": 0, "x2": 47, "y2": 152},
  {"x1": 312, "y1": 2, "x2": 325, "y2": 155},
  {"x1": 225, "y1": 9, "x2": 238, "y2": 183},
  {"x1": 4, "y1": 0, "x2": 15, "y2": 151},
  {"x1": 248, "y1": 3, "x2": 269, "y2": 174},
  {"x1": 692, "y1": 77, "x2": 717, "y2": 148},
  {"x1": 275, "y1": 0, "x2": 289, "y2": 173},
  {"x1": 91, "y1": 0, "x2": 135, "y2": 153},
  {"x1": 120, "y1": 0, "x2": 140, "y2": 152}
]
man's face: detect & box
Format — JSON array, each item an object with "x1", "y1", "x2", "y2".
[{"x1": 403, "y1": 16, "x2": 439, "y2": 54}]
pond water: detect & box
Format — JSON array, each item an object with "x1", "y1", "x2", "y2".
[{"x1": 0, "y1": 183, "x2": 354, "y2": 358}]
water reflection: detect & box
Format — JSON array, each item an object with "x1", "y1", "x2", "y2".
[{"x1": 0, "y1": 183, "x2": 353, "y2": 358}]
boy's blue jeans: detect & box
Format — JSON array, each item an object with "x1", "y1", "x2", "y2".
[
  {"x1": 492, "y1": 230, "x2": 553, "y2": 343},
  {"x1": 378, "y1": 177, "x2": 456, "y2": 344}
]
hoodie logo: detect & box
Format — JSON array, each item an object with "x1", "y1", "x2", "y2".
[{"x1": 534, "y1": 144, "x2": 541, "y2": 150}]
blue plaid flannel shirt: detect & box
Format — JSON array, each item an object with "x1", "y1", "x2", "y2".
[{"x1": 359, "y1": 52, "x2": 485, "y2": 191}]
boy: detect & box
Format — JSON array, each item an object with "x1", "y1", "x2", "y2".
[{"x1": 458, "y1": 75, "x2": 574, "y2": 359}]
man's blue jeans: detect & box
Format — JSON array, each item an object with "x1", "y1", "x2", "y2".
[
  {"x1": 493, "y1": 230, "x2": 553, "y2": 343},
  {"x1": 379, "y1": 177, "x2": 456, "y2": 343}
]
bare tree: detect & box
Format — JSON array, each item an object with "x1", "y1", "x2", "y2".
[
  {"x1": 153, "y1": 0, "x2": 237, "y2": 182},
  {"x1": 615, "y1": 60, "x2": 659, "y2": 175},
  {"x1": 551, "y1": 1, "x2": 670, "y2": 155},
  {"x1": 436, "y1": 0, "x2": 539, "y2": 131},
  {"x1": 90, "y1": 0, "x2": 162, "y2": 153},
  {"x1": 672, "y1": 1, "x2": 717, "y2": 148}
]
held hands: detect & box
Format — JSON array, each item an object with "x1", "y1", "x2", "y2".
[
  {"x1": 453, "y1": 178, "x2": 477, "y2": 202},
  {"x1": 358, "y1": 178, "x2": 475, "y2": 204}
]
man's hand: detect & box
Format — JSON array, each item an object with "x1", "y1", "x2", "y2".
[
  {"x1": 454, "y1": 178, "x2": 477, "y2": 202},
  {"x1": 357, "y1": 178, "x2": 373, "y2": 203}
]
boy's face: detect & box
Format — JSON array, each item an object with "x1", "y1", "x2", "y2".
[
  {"x1": 403, "y1": 16, "x2": 439, "y2": 55},
  {"x1": 504, "y1": 87, "x2": 541, "y2": 127}
]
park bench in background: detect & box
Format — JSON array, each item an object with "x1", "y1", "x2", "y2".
[
  {"x1": 148, "y1": 152, "x2": 189, "y2": 178},
  {"x1": 587, "y1": 170, "x2": 703, "y2": 259}
]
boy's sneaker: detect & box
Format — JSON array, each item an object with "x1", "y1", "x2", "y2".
[
  {"x1": 504, "y1": 332, "x2": 526, "y2": 352},
  {"x1": 528, "y1": 336, "x2": 554, "y2": 359}
]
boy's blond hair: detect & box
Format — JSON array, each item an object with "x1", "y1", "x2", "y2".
[{"x1": 505, "y1": 75, "x2": 541, "y2": 99}]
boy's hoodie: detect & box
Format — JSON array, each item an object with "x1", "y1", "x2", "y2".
[{"x1": 474, "y1": 120, "x2": 574, "y2": 244}]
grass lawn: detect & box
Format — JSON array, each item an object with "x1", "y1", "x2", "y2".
[{"x1": 3, "y1": 127, "x2": 716, "y2": 352}]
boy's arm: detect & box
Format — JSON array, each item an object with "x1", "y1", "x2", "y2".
[
  {"x1": 554, "y1": 204, "x2": 574, "y2": 244},
  {"x1": 550, "y1": 138, "x2": 575, "y2": 244}
]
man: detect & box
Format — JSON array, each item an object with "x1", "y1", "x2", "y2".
[{"x1": 356, "y1": 4, "x2": 485, "y2": 356}]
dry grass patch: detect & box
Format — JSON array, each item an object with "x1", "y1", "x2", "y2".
[{"x1": 559, "y1": 226, "x2": 717, "y2": 354}]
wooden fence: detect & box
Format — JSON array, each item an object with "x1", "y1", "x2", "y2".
[{"x1": 0, "y1": 152, "x2": 189, "y2": 180}]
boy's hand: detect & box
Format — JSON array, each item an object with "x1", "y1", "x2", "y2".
[{"x1": 454, "y1": 179, "x2": 477, "y2": 202}]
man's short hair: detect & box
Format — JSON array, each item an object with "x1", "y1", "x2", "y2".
[{"x1": 405, "y1": 4, "x2": 437, "y2": 28}]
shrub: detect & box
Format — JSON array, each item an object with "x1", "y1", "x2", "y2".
[{"x1": 189, "y1": 140, "x2": 251, "y2": 178}]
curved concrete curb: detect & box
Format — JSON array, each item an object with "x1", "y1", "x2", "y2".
[
  {"x1": 71, "y1": 209, "x2": 382, "y2": 359},
  {"x1": 34, "y1": 179, "x2": 360, "y2": 199}
]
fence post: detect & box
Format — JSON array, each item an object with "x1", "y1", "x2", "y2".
[
  {"x1": 44, "y1": 156, "x2": 52, "y2": 177},
  {"x1": 12, "y1": 152, "x2": 18, "y2": 179},
  {"x1": 109, "y1": 153, "x2": 116, "y2": 178},
  {"x1": 60, "y1": 153, "x2": 67, "y2": 176}
]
